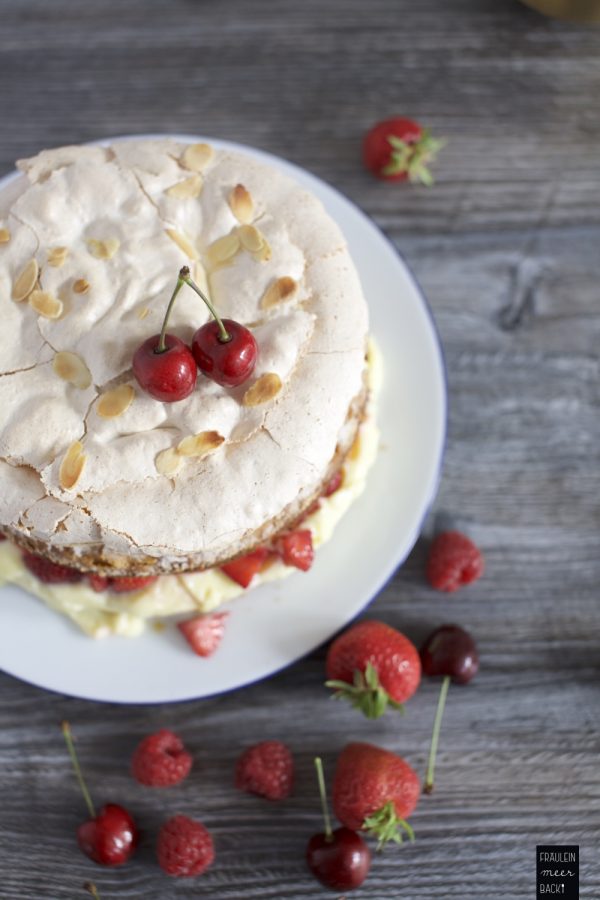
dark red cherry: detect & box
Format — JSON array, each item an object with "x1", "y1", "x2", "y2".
[
  {"x1": 132, "y1": 333, "x2": 197, "y2": 402},
  {"x1": 306, "y1": 826, "x2": 371, "y2": 891},
  {"x1": 420, "y1": 624, "x2": 479, "y2": 685},
  {"x1": 77, "y1": 803, "x2": 139, "y2": 867},
  {"x1": 192, "y1": 319, "x2": 257, "y2": 388}
]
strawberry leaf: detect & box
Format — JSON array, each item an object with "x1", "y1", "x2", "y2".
[
  {"x1": 362, "y1": 800, "x2": 415, "y2": 851},
  {"x1": 325, "y1": 661, "x2": 405, "y2": 719},
  {"x1": 382, "y1": 129, "x2": 446, "y2": 184}
]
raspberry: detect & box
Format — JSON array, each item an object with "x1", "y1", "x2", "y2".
[
  {"x1": 22, "y1": 551, "x2": 83, "y2": 585},
  {"x1": 157, "y1": 815, "x2": 214, "y2": 877},
  {"x1": 426, "y1": 531, "x2": 484, "y2": 592},
  {"x1": 131, "y1": 729, "x2": 192, "y2": 787},
  {"x1": 235, "y1": 740, "x2": 294, "y2": 800}
]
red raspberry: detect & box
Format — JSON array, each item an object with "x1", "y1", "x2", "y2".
[
  {"x1": 131, "y1": 729, "x2": 192, "y2": 787},
  {"x1": 235, "y1": 740, "x2": 294, "y2": 800},
  {"x1": 426, "y1": 531, "x2": 484, "y2": 592},
  {"x1": 22, "y1": 551, "x2": 83, "y2": 585},
  {"x1": 157, "y1": 814, "x2": 214, "y2": 877}
]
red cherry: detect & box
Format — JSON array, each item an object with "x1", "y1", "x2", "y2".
[
  {"x1": 62, "y1": 722, "x2": 138, "y2": 867},
  {"x1": 306, "y1": 826, "x2": 371, "y2": 891},
  {"x1": 192, "y1": 319, "x2": 257, "y2": 388},
  {"x1": 77, "y1": 803, "x2": 139, "y2": 867},
  {"x1": 132, "y1": 333, "x2": 196, "y2": 402},
  {"x1": 420, "y1": 624, "x2": 479, "y2": 685}
]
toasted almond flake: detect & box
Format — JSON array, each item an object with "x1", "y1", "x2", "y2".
[
  {"x1": 87, "y1": 238, "x2": 120, "y2": 260},
  {"x1": 177, "y1": 430, "x2": 225, "y2": 458},
  {"x1": 165, "y1": 228, "x2": 199, "y2": 260},
  {"x1": 59, "y1": 441, "x2": 86, "y2": 490},
  {"x1": 97, "y1": 384, "x2": 135, "y2": 418},
  {"x1": 47, "y1": 246, "x2": 69, "y2": 267},
  {"x1": 237, "y1": 224, "x2": 264, "y2": 253},
  {"x1": 73, "y1": 278, "x2": 90, "y2": 294},
  {"x1": 137, "y1": 306, "x2": 150, "y2": 319},
  {"x1": 260, "y1": 276, "x2": 297, "y2": 310},
  {"x1": 349, "y1": 433, "x2": 361, "y2": 461},
  {"x1": 206, "y1": 231, "x2": 240, "y2": 268},
  {"x1": 242, "y1": 373, "x2": 282, "y2": 407},
  {"x1": 252, "y1": 239, "x2": 272, "y2": 263},
  {"x1": 0, "y1": 227, "x2": 11, "y2": 244},
  {"x1": 229, "y1": 184, "x2": 254, "y2": 224},
  {"x1": 12, "y1": 258, "x2": 39, "y2": 302},
  {"x1": 52, "y1": 351, "x2": 92, "y2": 389},
  {"x1": 29, "y1": 289, "x2": 64, "y2": 319},
  {"x1": 155, "y1": 448, "x2": 182, "y2": 476},
  {"x1": 165, "y1": 173, "x2": 203, "y2": 199},
  {"x1": 181, "y1": 142, "x2": 215, "y2": 172}
]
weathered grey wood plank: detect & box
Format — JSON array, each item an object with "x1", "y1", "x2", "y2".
[{"x1": 0, "y1": 0, "x2": 599, "y2": 897}]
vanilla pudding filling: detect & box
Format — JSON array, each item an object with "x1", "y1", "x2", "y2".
[{"x1": 0, "y1": 138, "x2": 378, "y2": 634}]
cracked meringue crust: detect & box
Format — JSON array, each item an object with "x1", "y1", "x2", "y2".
[{"x1": 0, "y1": 139, "x2": 369, "y2": 576}]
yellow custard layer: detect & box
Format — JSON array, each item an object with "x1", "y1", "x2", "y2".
[{"x1": 0, "y1": 342, "x2": 382, "y2": 638}]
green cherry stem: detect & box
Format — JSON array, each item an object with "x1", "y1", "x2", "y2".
[
  {"x1": 179, "y1": 265, "x2": 231, "y2": 343},
  {"x1": 61, "y1": 721, "x2": 96, "y2": 820},
  {"x1": 314, "y1": 757, "x2": 333, "y2": 842},
  {"x1": 156, "y1": 271, "x2": 186, "y2": 353},
  {"x1": 84, "y1": 884, "x2": 100, "y2": 899},
  {"x1": 424, "y1": 674, "x2": 451, "y2": 794}
]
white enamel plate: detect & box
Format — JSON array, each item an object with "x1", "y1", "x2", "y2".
[{"x1": 0, "y1": 136, "x2": 446, "y2": 704}]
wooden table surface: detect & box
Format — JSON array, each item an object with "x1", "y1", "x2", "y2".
[{"x1": 1, "y1": 1, "x2": 599, "y2": 897}]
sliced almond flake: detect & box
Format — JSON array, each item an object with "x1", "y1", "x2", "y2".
[
  {"x1": 0, "y1": 227, "x2": 11, "y2": 244},
  {"x1": 177, "y1": 430, "x2": 225, "y2": 458},
  {"x1": 242, "y1": 373, "x2": 282, "y2": 407},
  {"x1": 181, "y1": 142, "x2": 215, "y2": 172},
  {"x1": 155, "y1": 448, "x2": 182, "y2": 477},
  {"x1": 87, "y1": 238, "x2": 120, "y2": 260},
  {"x1": 97, "y1": 384, "x2": 135, "y2": 418},
  {"x1": 73, "y1": 278, "x2": 90, "y2": 294},
  {"x1": 252, "y1": 239, "x2": 272, "y2": 263},
  {"x1": 137, "y1": 306, "x2": 150, "y2": 319},
  {"x1": 348, "y1": 433, "x2": 361, "y2": 461},
  {"x1": 29, "y1": 289, "x2": 64, "y2": 319},
  {"x1": 47, "y1": 246, "x2": 69, "y2": 267},
  {"x1": 205, "y1": 231, "x2": 240, "y2": 268},
  {"x1": 52, "y1": 351, "x2": 92, "y2": 389},
  {"x1": 165, "y1": 228, "x2": 199, "y2": 260},
  {"x1": 237, "y1": 224, "x2": 264, "y2": 253},
  {"x1": 12, "y1": 258, "x2": 39, "y2": 302},
  {"x1": 165, "y1": 173, "x2": 203, "y2": 199},
  {"x1": 260, "y1": 276, "x2": 297, "y2": 309},
  {"x1": 228, "y1": 184, "x2": 254, "y2": 224},
  {"x1": 59, "y1": 441, "x2": 86, "y2": 490}
]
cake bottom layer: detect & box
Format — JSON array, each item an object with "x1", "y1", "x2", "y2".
[{"x1": 0, "y1": 344, "x2": 382, "y2": 638}]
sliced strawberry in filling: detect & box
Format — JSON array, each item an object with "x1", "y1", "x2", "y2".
[
  {"x1": 220, "y1": 547, "x2": 270, "y2": 588},
  {"x1": 276, "y1": 529, "x2": 314, "y2": 572}
]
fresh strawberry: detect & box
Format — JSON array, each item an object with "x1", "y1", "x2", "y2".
[
  {"x1": 177, "y1": 612, "x2": 228, "y2": 657},
  {"x1": 108, "y1": 575, "x2": 158, "y2": 594},
  {"x1": 277, "y1": 529, "x2": 314, "y2": 572},
  {"x1": 157, "y1": 814, "x2": 214, "y2": 877},
  {"x1": 325, "y1": 620, "x2": 421, "y2": 718},
  {"x1": 87, "y1": 574, "x2": 109, "y2": 593},
  {"x1": 332, "y1": 742, "x2": 420, "y2": 849},
  {"x1": 22, "y1": 551, "x2": 83, "y2": 585},
  {"x1": 363, "y1": 117, "x2": 445, "y2": 185},
  {"x1": 220, "y1": 547, "x2": 270, "y2": 588},
  {"x1": 235, "y1": 740, "x2": 294, "y2": 800},
  {"x1": 323, "y1": 469, "x2": 344, "y2": 497},
  {"x1": 131, "y1": 729, "x2": 192, "y2": 787},
  {"x1": 426, "y1": 531, "x2": 484, "y2": 592}
]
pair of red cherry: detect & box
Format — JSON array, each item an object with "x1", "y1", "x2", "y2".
[{"x1": 133, "y1": 266, "x2": 257, "y2": 401}]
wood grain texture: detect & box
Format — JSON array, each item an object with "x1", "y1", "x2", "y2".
[{"x1": 1, "y1": 0, "x2": 599, "y2": 897}]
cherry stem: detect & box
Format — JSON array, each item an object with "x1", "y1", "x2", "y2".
[
  {"x1": 424, "y1": 674, "x2": 451, "y2": 794},
  {"x1": 61, "y1": 721, "x2": 96, "y2": 819},
  {"x1": 157, "y1": 272, "x2": 186, "y2": 353},
  {"x1": 179, "y1": 266, "x2": 231, "y2": 343},
  {"x1": 314, "y1": 756, "x2": 333, "y2": 842},
  {"x1": 84, "y1": 884, "x2": 100, "y2": 899}
]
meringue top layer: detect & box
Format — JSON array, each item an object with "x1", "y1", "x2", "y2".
[{"x1": 0, "y1": 140, "x2": 368, "y2": 565}]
